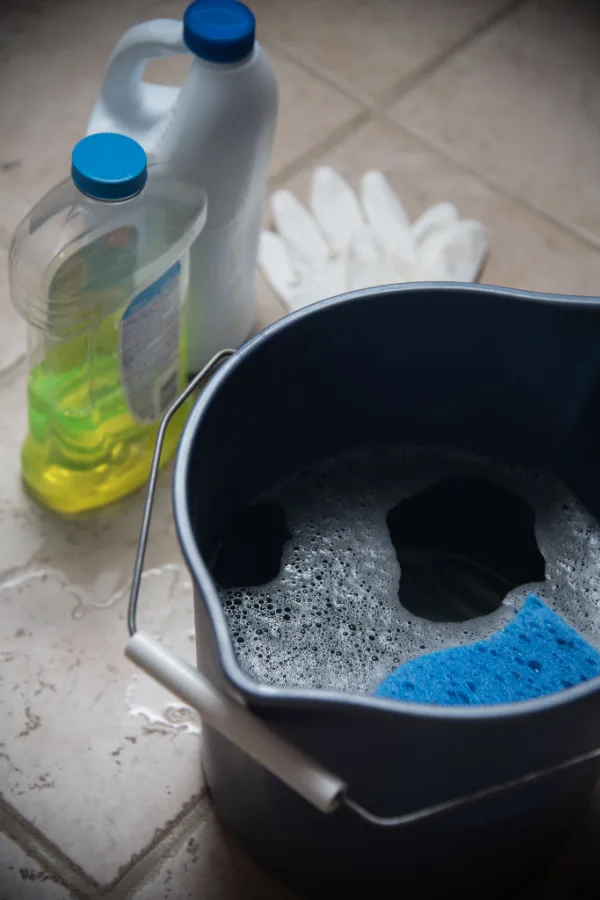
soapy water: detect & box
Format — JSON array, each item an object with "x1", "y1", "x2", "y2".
[
  {"x1": 125, "y1": 673, "x2": 201, "y2": 735},
  {"x1": 122, "y1": 564, "x2": 201, "y2": 734},
  {"x1": 213, "y1": 445, "x2": 600, "y2": 694}
]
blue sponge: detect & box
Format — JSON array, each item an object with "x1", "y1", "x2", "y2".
[{"x1": 375, "y1": 595, "x2": 600, "y2": 706}]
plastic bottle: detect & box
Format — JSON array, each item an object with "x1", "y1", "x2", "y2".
[
  {"x1": 9, "y1": 132, "x2": 206, "y2": 514},
  {"x1": 87, "y1": 0, "x2": 278, "y2": 374}
]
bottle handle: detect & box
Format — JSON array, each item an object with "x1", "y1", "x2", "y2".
[{"x1": 90, "y1": 19, "x2": 187, "y2": 141}]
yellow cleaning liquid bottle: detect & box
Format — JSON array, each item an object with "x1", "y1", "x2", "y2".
[{"x1": 9, "y1": 133, "x2": 206, "y2": 514}]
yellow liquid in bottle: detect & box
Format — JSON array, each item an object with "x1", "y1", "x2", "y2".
[{"x1": 22, "y1": 268, "x2": 190, "y2": 515}]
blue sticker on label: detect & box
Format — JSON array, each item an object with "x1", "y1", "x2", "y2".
[{"x1": 119, "y1": 261, "x2": 183, "y2": 423}]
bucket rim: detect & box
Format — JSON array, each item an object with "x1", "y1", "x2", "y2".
[{"x1": 173, "y1": 281, "x2": 600, "y2": 720}]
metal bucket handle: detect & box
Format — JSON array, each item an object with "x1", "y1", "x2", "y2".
[{"x1": 126, "y1": 351, "x2": 600, "y2": 828}]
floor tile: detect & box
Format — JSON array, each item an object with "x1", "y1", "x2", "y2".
[
  {"x1": 0, "y1": 247, "x2": 26, "y2": 374},
  {"x1": 131, "y1": 810, "x2": 301, "y2": 900},
  {"x1": 0, "y1": 554, "x2": 205, "y2": 886},
  {"x1": 0, "y1": 184, "x2": 30, "y2": 249},
  {"x1": 390, "y1": 0, "x2": 600, "y2": 241},
  {"x1": 280, "y1": 118, "x2": 600, "y2": 296},
  {"x1": 254, "y1": 271, "x2": 287, "y2": 333},
  {"x1": 267, "y1": 51, "x2": 361, "y2": 178},
  {"x1": 0, "y1": 833, "x2": 75, "y2": 900},
  {"x1": 248, "y1": 0, "x2": 515, "y2": 101},
  {"x1": 0, "y1": 0, "x2": 151, "y2": 236},
  {"x1": 0, "y1": 374, "x2": 208, "y2": 884}
]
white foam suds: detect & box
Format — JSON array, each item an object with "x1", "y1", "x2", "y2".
[{"x1": 217, "y1": 446, "x2": 600, "y2": 694}]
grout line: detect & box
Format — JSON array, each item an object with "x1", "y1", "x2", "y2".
[
  {"x1": 262, "y1": 39, "x2": 378, "y2": 113},
  {"x1": 378, "y1": 0, "x2": 530, "y2": 110},
  {"x1": 262, "y1": 0, "x2": 529, "y2": 119},
  {"x1": 260, "y1": 1, "x2": 535, "y2": 203},
  {"x1": 102, "y1": 792, "x2": 210, "y2": 898},
  {"x1": 0, "y1": 354, "x2": 27, "y2": 393},
  {"x1": 0, "y1": 787, "x2": 209, "y2": 899},
  {"x1": 380, "y1": 112, "x2": 600, "y2": 256},
  {"x1": 0, "y1": 797, "x2": 98, "y2": 899},
  {"x1": 268, "y1": 110, "x2": 371, "y2": 190}
]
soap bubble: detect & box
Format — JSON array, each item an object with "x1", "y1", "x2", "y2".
[{"x1": 214, "y1": 445, "x2": 600, "y2": 694}]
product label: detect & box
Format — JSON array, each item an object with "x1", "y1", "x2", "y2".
[{"x1": 119, "y1": 262, "x2": 182, "y2": 423}]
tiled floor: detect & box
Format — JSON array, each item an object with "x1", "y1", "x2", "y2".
[{"x1": 1, "y1": 0, "x2": 600, "y2": 897}]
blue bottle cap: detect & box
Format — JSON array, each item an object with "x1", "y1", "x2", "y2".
[
  {"x1": 71, "y1": 133, "x2": 148, "y2": 202},
  {"x1": 184, "y1": 0, "x2": 255, "y2": 64}
]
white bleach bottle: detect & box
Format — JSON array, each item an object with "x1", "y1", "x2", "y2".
[{"x1": 87, "y1": 0, "x2": 278, "y2": 373}]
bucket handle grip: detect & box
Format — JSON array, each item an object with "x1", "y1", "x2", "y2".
[
  {"x1": 126, "y1": 351, "x2": 600, "y2": 827},
  {"x1": 126, "y1": 350, "x2": 347, "y2": 815}
]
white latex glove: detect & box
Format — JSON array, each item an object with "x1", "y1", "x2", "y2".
[{"x1": 258, "y1": 167, "x2": 487, "y2": 312}]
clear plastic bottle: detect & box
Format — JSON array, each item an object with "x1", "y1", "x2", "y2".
[{"x1": 9, "y1": 132, "x2": 206, "y2": 514}]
